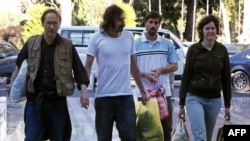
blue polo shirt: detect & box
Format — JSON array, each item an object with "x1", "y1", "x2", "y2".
[{"x1": 135, "y1": 33, "x2": 179, "y2": 97}]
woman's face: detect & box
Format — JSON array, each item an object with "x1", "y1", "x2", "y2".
[{"x1": 202, "y1": 21, "x2": 217, "y2": 41}]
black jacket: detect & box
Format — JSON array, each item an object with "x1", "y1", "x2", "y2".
[{"x1": 179, "y1": 41, "x2": 231, "y2": 108}]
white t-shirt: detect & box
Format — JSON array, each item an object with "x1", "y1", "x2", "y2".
[{"x1": 87, "y1": 30, "x2": 135, "y2": 97}]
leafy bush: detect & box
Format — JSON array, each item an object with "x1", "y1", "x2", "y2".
[
  {"x1": 22, "y1": 4, "x2": 49, "y2": 42},
  {"x1": 0, "y1": 26, "x2": 24, "y2": 50}
]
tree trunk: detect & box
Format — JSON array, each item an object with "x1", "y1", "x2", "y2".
[
  {"x1": 183, "y1": 0, "x2": 197, "y2": 42},
  {"x1": 221, "y1": 1, "x2": 231, "y2": 43},
  {"x1": 241, "y1": 0, "x2": 250, "y2": 43},
  {"x1": 58, "y1": 0, "x2": 72, "y2": 26}
]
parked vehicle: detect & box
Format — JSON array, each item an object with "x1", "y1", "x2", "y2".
[
  {"x1": 0, "y1": 42, "x2": 19, "y2": 84},
  {"x1": 58, "y1": 26, "x2": 185, "y2": 90},
  {"x1": 182, "y1": 41, "x2": 195, "y2": 57},
  {"x1": 225, "y1": 43, "x2": 250, "y2": 57},
  {"x1": 230, "y1": 48, "x2": 250, "y2": 92}
]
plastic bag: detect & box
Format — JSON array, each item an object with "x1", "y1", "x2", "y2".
[
  {"x1": 135, "y1": 99, "x2": 164, "y2": 141},
  {"x1": 9, "y1": 60, "x2": 27, "y2": 102},
  {"x1": 146, "y1": 82, "x2": 169, "y2": 119},
  {"x1": 172, "y1": 119, "x2": 190, "y2": 141},
  {"x1": 216, "y1": 120, "x2": 232, "y2": 141},
  {"x1": 216, "y1": 126, "x2": 224, "y2": 141}
]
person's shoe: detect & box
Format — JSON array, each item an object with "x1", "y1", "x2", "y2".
[{"x1": 171, "y1": 97, "x2": 175, "y2": 101}]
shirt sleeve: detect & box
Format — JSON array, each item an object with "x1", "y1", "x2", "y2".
[
  {"x1": 167, "y1": 40, "x2": 180, "y2": 63},
  {"x1": 16, "y1": 42, "x2": 28, "y2": 68},
  {"x1": 179, "y1": 44, "x2": 194, "y2": 106},
  {"x1": 72, "y1": 45, "x2": 90, "y2": 89},
  {"x1": 129, "y1": 31, "x2": 136, "y2": 55},
  {"x1": 87, "y1": 32, "x2": 98, "y2": 57}
]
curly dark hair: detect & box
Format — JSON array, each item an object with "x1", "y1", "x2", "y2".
[
  {"x1": 100, "y1": 4, "x2": 124, "y2": 32},
  {"x1": 197, "y1": 15, "x2": 221, "y2": 40}
]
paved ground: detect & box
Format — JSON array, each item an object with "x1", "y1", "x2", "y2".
[
  {"x1": 4, "y1": 96, "x2": 250, "y2": 141},
  {"x1": 1, "y1": 79, "x2": 250, "y2": 141}
]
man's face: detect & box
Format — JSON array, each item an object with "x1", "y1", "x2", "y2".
[
  {"x1": 112, "y1": 13, "x2": 125, "y2": 32},
  {"x1": 145, "y1": 18, "x2": 160, "y2": 36},
  {"x1": 42, "y1": 12, "x2": 61, "y2": 38}
]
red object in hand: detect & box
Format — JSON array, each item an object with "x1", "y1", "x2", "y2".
[{"x1": 146, "y1": 83, "x2": 169, "y2": 119}]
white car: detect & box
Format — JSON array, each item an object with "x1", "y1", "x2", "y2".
[
  {"x1": 182, "y1": 41, "x2": 195, "y2": 57},
  {"x1": 58, "y1": 26, "x2": 185, "y2": 90}
]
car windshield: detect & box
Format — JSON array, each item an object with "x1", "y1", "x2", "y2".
[{"x1": 60, "y1": 30, "x2": 95, "y2": 47}]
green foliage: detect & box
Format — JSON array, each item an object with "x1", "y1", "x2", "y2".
[
  {"x1": 72, "y1": 0, "x2": 86, "y2": 25},
  {"x1": 22, "y1": 4, "x2": 49, "y2": 42},
  {"x1": 116, "y1": 1, "x2": 136, "y2": 27},
  {"x1": 0, "y1": 8, "x2": 7, "y2": 27},
  {"x1": 161, "y1": 0, "x2": 182, "y2": 36},
  {"x1": 84, "y1": 0, "x2": 106, "y2": 26},
  {"x1": 132, "y1": 0, "x2": 150, "y2": 26},
  {"x1": 132, "y1": 0, "x2": 182, "y2": 36},
  {"x1": 223, "y1": 0, "x2": 242, "y2": 40},
  {"x1": 0, "y1": 7, "x2": 26, "y2": 27},
  {"x1": 72, "y1": 0, "x2": 136, "y2": 27}
]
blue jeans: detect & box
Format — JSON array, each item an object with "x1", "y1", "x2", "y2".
[
  {"x1": 185, "y1": 93, "x2": 221, "y2": 141},
  {"x1": 24, "y1": 98, "x2": 71, "y2": 141},
  {"x1": 94, "y1": 95, "x2": 136, "y2": 141}
]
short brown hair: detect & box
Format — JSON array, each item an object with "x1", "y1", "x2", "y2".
[
  {"x1": 41, "y1": 9, "x2": 61, "y2": 24},
  {"x1": 144, "y1": 11, "x2": 162, "y2": 23}
]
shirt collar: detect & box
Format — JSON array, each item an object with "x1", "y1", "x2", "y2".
[
  {"x1": 140, "y1": 31, "x2": 162, "y2": 43},
  {"x1": 41, "y1": 34, "x2": 59, "y2": 47}
]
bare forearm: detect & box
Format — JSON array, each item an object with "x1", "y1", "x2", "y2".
[
  {"x1": 80, "y1": 84, "x2": 89, "y2": 109},
  {"x1": 153, "y1": 63, "x2": 178, "y2": 75},
  {"x1": 131, "y1": 67, "x2": 145, "y2": 93},
  {"x1": 80, "y1": 84, "x2": 88, "y2": 94},
  {"x1": 10, "y1": 66, "x2": 20, "y2": 85},
  {"x1": 85, "y1": 55, "x2": 94, "y2": 77}
]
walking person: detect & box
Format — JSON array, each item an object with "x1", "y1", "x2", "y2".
[
  {"x1": 135, "y1": 11, "x2": 179, "y2": 141},
  {"x1": 85, "y1": 4, "x2": 147, "y2": 141},
  {"x1": 9, "y1": 9, "x2": 90, "y2": 141},
  {"x1": 178, "y1": 15, "x2": 231, "y2": 141}
]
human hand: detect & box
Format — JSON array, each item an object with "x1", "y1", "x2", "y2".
[
  {"x1": 178, "y1": 107, "x2": 186, "y2": 120},
  {"x1": 80, "y1": 92, "x2": 89, "y2": 109},
  {"x1": 151, "y1": 68, "x2": 161, "y2": 78},
  {"x1": 140, "y1": 91, "x2": 148, "y2": 105},
  {"x1": 225, "y1": 108, "x2": 230, "y2": 121},
  {"x1": 145, "y1": 72, "x2": 158, "y2": 83},
  {"x1": 6, "y1": 84, "x2": 11, "y2": 96}
]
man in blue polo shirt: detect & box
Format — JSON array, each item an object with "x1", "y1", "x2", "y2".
[{"x1": 135, "y1": 11, "x2": 179, "y2": 141}]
